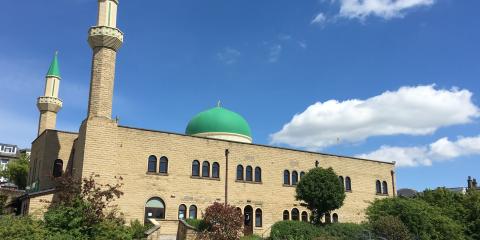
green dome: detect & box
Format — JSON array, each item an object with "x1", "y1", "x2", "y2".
[{"x1": 186, "y1": 107, "x2": 252, "y2": 138}]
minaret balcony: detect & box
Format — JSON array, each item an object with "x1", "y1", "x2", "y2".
[
  {"x1": 37, "y1": 96, "x2": 63, "y2": 112},
  {"x1": 88, "y1": 26, "x2": 124, "y2": 51}
]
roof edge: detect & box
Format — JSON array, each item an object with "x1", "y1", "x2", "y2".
[{"x1": 119, "y1": 125, "x2": 395, "y2": 166}]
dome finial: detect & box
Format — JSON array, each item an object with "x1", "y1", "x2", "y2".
[{"x1": 217, "y1": 100, "x2": 222, "y2": 108}]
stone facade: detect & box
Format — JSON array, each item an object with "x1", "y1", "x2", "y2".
[{"x1": 27, "y1": 126, "x2": 395, "y2": 237}]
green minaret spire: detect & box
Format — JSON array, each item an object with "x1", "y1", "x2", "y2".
[{"x1": 46, "y1": 51, "x2": 61, "y2": 78}]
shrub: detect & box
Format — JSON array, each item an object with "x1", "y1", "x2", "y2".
[
  {"x1": 270, "y1": 220, "x2": 321, "y2": 240},
  {"x1": 128, "y1": 219, "x2": 149, "y2": 239},
  {"x1": 318, "y1": 223, "x2": 369, "y2": 240},
  {"x1": 0, "y1": 215, "x2": 48, "y2": 240},
  {"x1": 367, "y1": 197, "x2": 465, "y2": 240},
  {"x1": 186, "y1": 218, "x2": 208, "y2": 231},
  {"x1": 91, "y1": 220, "x2": 132, "y2": 240},
  {"x1": 0, "y1": 194, "x2": 7, "y2": 215},
  {"x1": 295, "y1": 167, "x2": 345, "y2": 223},
  {"x1": 370, "y1": 215, "x2": 413, "y2": 240},
  {"x1": 197, "y1": 202, "x2": 243, "y2": 240},
  {"x1": 240, "y1": 234, "x2": 263, "y2": 240}
]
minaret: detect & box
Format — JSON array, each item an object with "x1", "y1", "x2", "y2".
[
  {"x1": 72, "y1": 0, "x2": 124, "y2": 180},
  {"x1": 87, "y1": 0, "x2": 123, "y2": 119},
  {"x1": 37, "y1": 52, "x2": 62, "y2": 136}
]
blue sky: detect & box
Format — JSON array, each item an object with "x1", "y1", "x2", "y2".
[{"x1": 0, "y1": 0, "x2": 479, "y2": 191}]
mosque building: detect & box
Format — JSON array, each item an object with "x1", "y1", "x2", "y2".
[{"x1": 23, "y1": 0, "x2": 395, "y2": 238}]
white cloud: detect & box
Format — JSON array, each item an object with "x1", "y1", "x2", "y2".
[
  {"x1": 357, "y1": 135, "x2": 480, "y2": 167},
  {"x1": 270, "y1": 85, "x2": 479, "y2": 150},
  {"x1": 311, "y1": 0, "x2": 435, "y2": 25},
  {"x1": 338, "y1": 0, "x2": 435, "y2": 20},
  {"x1": 278, "y1": 34, "x2": 292, "y2": 41},
  {"x1": 312, "y1": 12, "x2": 327, "y2": 25},
  {"x1": 217, "y1": 47, "x2": 241, "y2": 65},
  {"x1": 268, "y1": 44, "x2": 283, "y2": 63},
  {"x1": 298, "y1": 41, "x2": 308, "y2": 49}
]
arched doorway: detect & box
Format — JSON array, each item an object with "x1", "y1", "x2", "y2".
[
  {"x1": 244, "y1": 205, "x2": 253, "y2": 236},
  {"x1": 144, "y1": 197, "x2": 165, "y2": 224}
]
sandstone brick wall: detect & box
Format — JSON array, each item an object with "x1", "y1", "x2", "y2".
[
  {"x1": 28, "y1": 193, "x2": 54, "y2": 219},
  {"x1": 108, "y1": 126, "x2": 394, "y2": 236},
  {"x1": 87, "y1": 47, "x2": 117, "y2": 119},
  {"x1": 29, "y1": 124, "x2": 394, "y2": 237},
  {"x1": 37, "y1": 111, "x2": 57, "y2": 137},
  {"x1": 29, "y1": 130, "x2": 78, "y2": 191}
]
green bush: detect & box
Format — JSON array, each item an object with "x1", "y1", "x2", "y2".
[
  {"x1": 0, "y1": 215, "x2": 48, "y2": 240},
  {"x1": 270, "y1": 220, "x2": 321, "y2": 240},
  {"x1": 0, "y1": 194, "x2": 7, "y2": 215},
  {"x1": 367, "y1": 197, "x2": 465, "y2": 240},
  {"x1": 318, "y1": 223, "x2": 369, "y2": 240},
  {"x1": 240, "y1": 234, "x2": 263, "y2": 240},
  {"x1": 185, "y1": 218, "x2": 208, "y2": 231},
  {"x1": 370, "y1": 215, "x2": 413, "y2": 240}
]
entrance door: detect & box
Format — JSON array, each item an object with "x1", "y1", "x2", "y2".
[{"x1": 244, "y1": 205, "x2": 253, "y2": 236}]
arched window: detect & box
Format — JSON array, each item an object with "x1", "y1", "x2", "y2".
[
  {"x1": 345, "y1": 177, "x2": 352, "y2": 191},
  {"x1": 145, "y1": 197, "x2": 165, "y2": 222},
  {"x1": 53, "y1": 159, "x2": 63, "y2": 178},
  {"x1": 376, "y1": 180, "x2": 382, "y2": 194},
  {"x1": 189, "y1": 205, "x2": 197, "y2": 219},
  {"x1": 254, "y1": 167, "x2": 262, "y2": 182},
  {"x1": 283, "y1": 170, "x2": 290, "y2": 185},
  {"x1": 255, "y1": 209, "x2": 262, "y2": 227},
  {"x1": 148, "y1": 155, "x2": 157, "y2": 173},
  {"x1": 192, "y1": 160, "x2": 200, "y2": 176},
  {"x1": 339, "y1": 176, "x2": 344, "y2": 189},
  {"x1": 236, "y1": 165, "x2": 244, "y2": 181},
  {"x1": 178, "y1": 204, "x2": 186, "y2": 220},
  {"x1": 246, "y1": 166, "x2": 253, "y2": 181},
  {"x1": 291, "y1": 208, "x2": 300, "y2": 221},
  {"x1": 283, "y1": 210, "x2": 289, "y2": 220},
  {"x1": 202, "y1": 161, "x2": 210, "y2": 177},
  {"x1": 212, "y1": 162, "x2": 220, "y2": 178},
  {"x1": 300, "y1": 171, "x2": 305, "y2": 180},
  {"x1": 292, "y1": 171, "x2": 299, "y2": 185},
  {"x1": 159, "y1": 156, "x2": 168, "y2": 173},
  {"x1": 382, "y1": 181, "x2": 388, "y2": 195},
  {"x1": 332, "y1": 213, "x2": 339, "y2": 223},
  {"x1": 325, "y1": 213, "x2": 331, "y2": 223},
  {"x1": 301, "y1": 211, "x2": 308, "y2": 222}
]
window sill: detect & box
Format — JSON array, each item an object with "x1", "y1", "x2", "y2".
[
  {"x1": 191, "y1": 176, "x2": 221, "y2": 181},
  {"x1": 146, "y1": 172, "x2": 168, "y2": 176},
  {"x1": 346, "y1": 190, "x2": 352, "y2": 193},
  {"x1": 283, "y1": 184, "x2": 297, "y2": 187},
  {"x1": 376, "y1": 193, "x2": 389, "y2": 196},
  {"x1": 235, "y1": 180, "x2": 262, "y2": 184}
]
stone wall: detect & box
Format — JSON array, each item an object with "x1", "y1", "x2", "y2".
[
  {"x1": 28, "y1": 130, "x2": 78, "y2": 191},
  {"x1": 176, "y1": 220, "x2": 198, "y2": 240},
  {"x1": 28, "y1": 125, "x2": 394, "y2": 237}
]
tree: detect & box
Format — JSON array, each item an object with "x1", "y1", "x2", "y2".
[
  {"x1": 366, "y1": 197, "x2": 465, "y2": 240},
  {"x1": 198, "y1": 202, "x2": 243, "y2": 240},
  {"x1": 43, "y1": 174, "x2": 126, "y2": 238},
  {"x1": 295, "y1": 167, "x2": 345, "y2": 224},
  {"x1": 418, "y1": 188, "x2": 480, "y2": 240},
  {"x1": 370, "y1": 215, "x2": 413, "y2": 240},
  {"x1": 0, "y1": 153, "x2": 29, "y2": 189},
  {"x1": 463, "y1": 190, "x2": 480, "y2": 240}
]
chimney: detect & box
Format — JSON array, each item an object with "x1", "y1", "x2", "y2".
[
  {"x1": 468, "y1": 176, "x2": 473, "y2": 189},
  {"x1": 473, "y1": 178, "x2": 478, "y2": 189}
]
